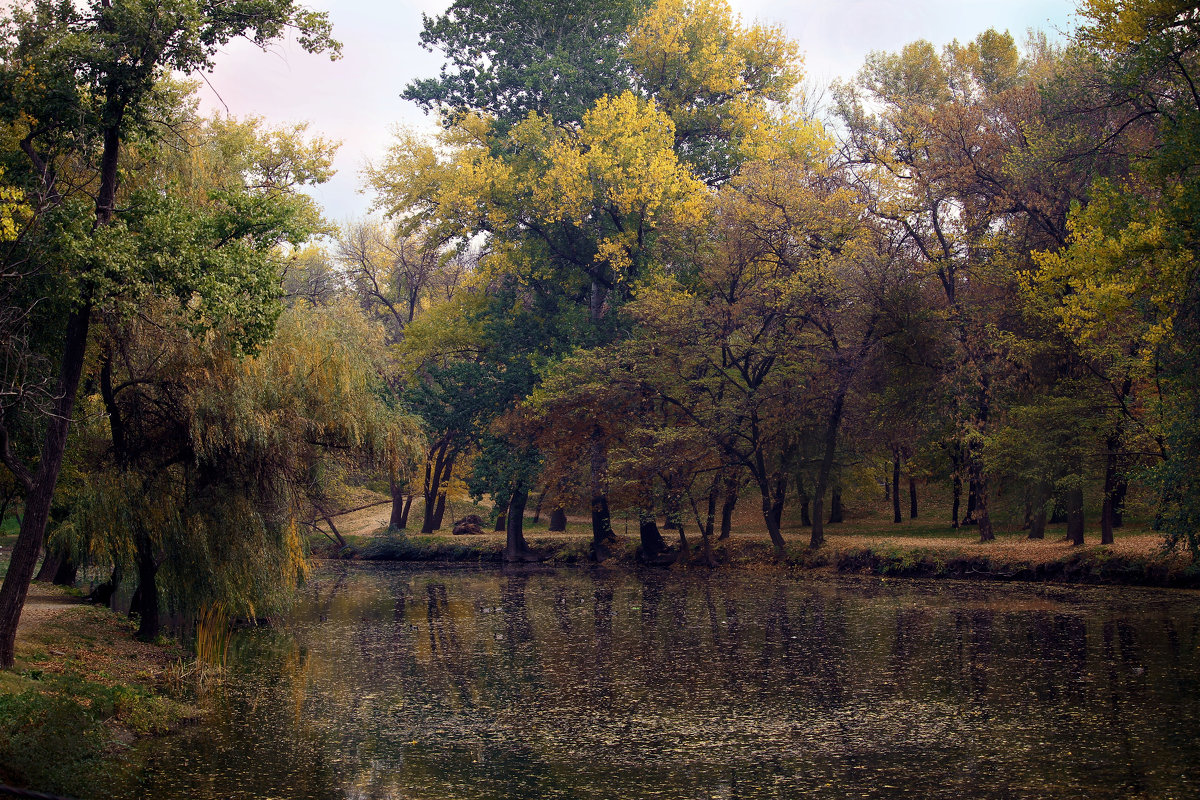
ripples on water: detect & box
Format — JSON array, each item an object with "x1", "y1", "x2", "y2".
[{"x1": 123, "y1": 566, "x2": 1200, "y2": 799}]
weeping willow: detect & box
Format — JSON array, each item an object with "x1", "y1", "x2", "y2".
[{"x1": 62, "y1": 300, "x2": 425, "y2": 638}]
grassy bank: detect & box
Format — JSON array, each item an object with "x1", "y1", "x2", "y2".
[
  {"x1": 313, "y1": 505, "x2": 1198, "y2": 588},
  {"x1": 0, "y1": 582, "x2": 197, "y2": 799}
]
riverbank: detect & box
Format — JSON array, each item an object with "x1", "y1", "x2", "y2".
[
  {"x1": 0, "y1": 580, "x2": 197, "y2": 799},
  {"x1": 319, "y1": 527, "x2": 1198, "y2": 588}
]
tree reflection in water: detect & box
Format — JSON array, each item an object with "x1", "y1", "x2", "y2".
[{"x1": 125, "y1": 567, "x2": 1200, "y2": 800}]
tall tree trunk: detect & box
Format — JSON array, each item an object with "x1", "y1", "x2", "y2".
[
  {"x1": 828, "y1": 488, "x2": 844, "y2": 524},
  {"x1": 757, "y1": 476, "x2": 786, "y2": 557},
  {"x1": 134, "y1": 534, "x2": 160, "y2": 642},
  {"x1": 431, "y1": 492, "x2": 448, "y2": 530},
  {"x1": 1067, "y1": 485, "x2": 1085, "y2": 546},
  {"x1": 972, "y1": 459, "x2": 994, "y2": 543},
  {"x1": 796, "y1": 476, "x2": 811, "y2": 527},
  {"x1": 1101, "y1": 433, "x2": 1120, "y2": 545},
  {"x1": 0, "y1": 306, "x2": 92, "y2": 669},
  {"x1": 589, "y1": 427, "x2": 615, "y2": 560},
  {"x1": 963, "y1": 477, "x2": 978, "y2": 525},
  {"x1": 399, "y1": 495, "x2": 413, "y2": 528},
  {"x1": 769, "y1": 473, "x2": 787, "y2": 532},
  {"x1": 503, "y1": 489, "x2": 532, "y2": 562},
  {"x1": 892, "y1": 446, "x2": 902, "y2": 523},
  {"x1": 1028, "y1": 482, "x2": 1049, "y2": 540},
  {"x1": 549, "y1": 507, "x2": 567, "y2": 532},
  {"x1": 811, "y1": 390, "x2": 847, "y2": 549},
  {"x1": 909, "y1": 477, "x2": 918, "y2": 519},
  {"x1": 718, "y1": 481, "x2": 738, "y2": 541},
  {"x1": 950, "y1": 446, "x2": 963, "y2": 529},
  {"x1": 1111, "y1": 480, "x2": 1127, "y2": 528},
  {"x1": 420, "y1": 444, "x2": 445, "y2": 534}
]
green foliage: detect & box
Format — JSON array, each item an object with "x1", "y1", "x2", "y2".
[
  {"x1": 403, "y1": 0, "x2": 643, "y2": 128},
  {"x1": 0, "y1": 671, "x2": 181, "y2": 798}
]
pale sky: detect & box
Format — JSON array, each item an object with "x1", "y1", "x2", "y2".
[{"x1": 196, "y1": 0, "x2": 1081, "y2": 221}]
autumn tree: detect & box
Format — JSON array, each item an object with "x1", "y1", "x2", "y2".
[{"x1": 0, "y1": 0, "x2": 338, "y2": 668}]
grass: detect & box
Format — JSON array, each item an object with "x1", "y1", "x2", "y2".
[{"x1": 0, "y1": 585, "x2": 197, "y2": 798}]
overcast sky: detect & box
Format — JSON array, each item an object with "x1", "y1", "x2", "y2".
[{"x1": 196, "y1": 0, "x2": 1081, "y2": 222}]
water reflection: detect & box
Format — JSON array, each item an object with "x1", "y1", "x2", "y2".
[{"x1": 124, "y1": 567, "x2": 1200, "y2": 800}]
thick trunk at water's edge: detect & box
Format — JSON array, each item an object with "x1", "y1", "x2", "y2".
[
  {"x1": 638, "y1": 508, "x2": 668, "y2": 557},
  {"x1": 503, "y1": 489, "x2": 531, "y2": 562}
]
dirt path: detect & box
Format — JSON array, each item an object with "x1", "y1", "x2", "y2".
[{"x1": 16, "y1": 582, "x2": 82, "y2": 636}]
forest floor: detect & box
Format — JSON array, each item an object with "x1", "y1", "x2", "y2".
[
  {"x1": 312, "y1": 491, "x2": 1197, "y2": 587},
  {"x1": 0, "y1": 532, "x2": 199, "y2": 799}
]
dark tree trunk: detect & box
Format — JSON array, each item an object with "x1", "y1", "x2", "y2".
[
  {"x1": 399, "y1": 495, "x2": 413, "y2": 528},
  {"x1": 531, "y1": 491, "x2": 545, "y2": 524},
  {"x1": 909, "y1": 478, "x2": 918, "y2": 519},
  {"x1": 963, "y1": 477, "x2": 978, "y2": 525},
  {"x1": 35, "y1": 545, "x2": 76, "y2": 587},
  {"x1": 494, "y1": 502, "x2": 508, "y2": 531},
  {"x1": 757, "y1": 476, "x2": 786, "y2": 557},
  {"x1": 589, "y1": 426, "x2": 615, "y2": 561},
  {"x1": 431, "y1": 492, "x2": 447, "y2": 530},
  {"x1": 951, "y1": 473, "x2": 962, "y2": 529},
  {"x1": 388, "y1": 480, "x2": 407, "y2": 530},
  {"x1": 1028, "y1": 482, "x2": 1049, "y2": 540},
  {"x1": 52, "y1": 553, "x2": 76, "y2": 587},
  {"x1": 34, "y1": 544, "x2": 63, "y2": 584},
  {"x1": 420, "y1": 444, "x2": 445, "y2": 533},
  {"x1": 950, "y1": 445, "x2": 963, "y2": 529},
  {"x1": 796, "y1": 477, "x2": 811, "y2": 527},
  {"x1": 828, "y1": 488, "x2": 844, "y2": 524},
  {"x1": 769, "y1": 473, "x2": 787, "y2": 532},
  {"x1": 503, "y1": 489, "x2": 535, "y2": 562},
  {"x1": 1111, "y1": 480, "x2": 1127, "y2": 528},
  {"x1": 134, "y1": 535, "x2": 160, "y2": 641},
  {"x1": 1067, "y1": 486, "x2": 1085, "y2": 546},
  {"x1": 665, "y1": 491, "x2": 690, "y2": 565},
  {"x1": 0, "y1": 305, "x2": 92, "y2": 669},
  {"x1": 590, "y1": 495, "x2": 616, "y2": 560},
  {"x1": 549, "y1": 507, "x2": 567, "y2": 532},
  {"x1": 972, "y1": 460, "x2": 994, "y2": 543},
  {"x1": 892, "y1": 447, "x2": 902, "y2": 523},
  {"x1": 811, "y1": 390, "x2": 848, "y2": 549},
  {"x1": 638, "y1": 508, "x2": 668, "y2": 557},
  {"x1": 1101, "y1": 434, "x2": 1120, "y2": 545},
  {"x1": 89, "y1": 564, "x2": 122, "y2": 608},
  {"x1": 718, "y1": 482, "x2": 737, "y2": 541}
]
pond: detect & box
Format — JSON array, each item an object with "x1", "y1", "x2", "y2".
[{"x1": 120, "y1": 565, "x2": 1200, "y2": 799}]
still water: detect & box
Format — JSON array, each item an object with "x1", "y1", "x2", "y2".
[{"x1": 123, "y1": 565, "x2": 1200, "y2": 799}]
